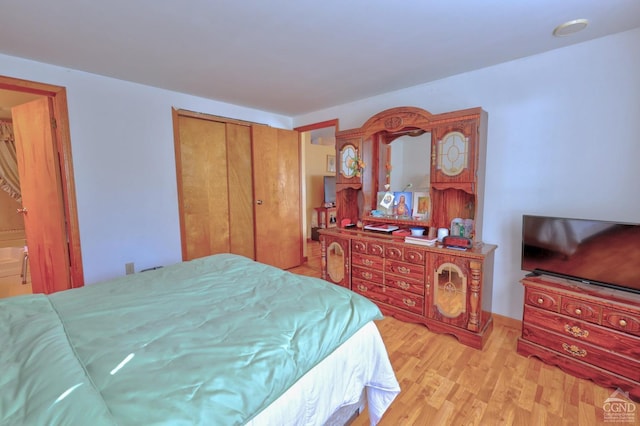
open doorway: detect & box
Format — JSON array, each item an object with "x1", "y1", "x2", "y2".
[
  {"x1": 294, "y1": 119, "x2": 338, "y2": 251},
  {"x1": 0, "y1": 75, "x2": 83, "y2": 296}
]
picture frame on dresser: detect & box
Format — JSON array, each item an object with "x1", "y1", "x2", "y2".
[
  {"x1": 392, "y1": 191, "x2": 412, "y2": 217},
  {"x1": 377, "y1": 191, "x2": 394, "y2": 215},
  {"x1": 412, "y1": 191, "x2": 430, "y2": 219}
]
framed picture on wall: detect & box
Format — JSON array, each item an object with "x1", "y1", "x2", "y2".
[
  {"x1": 327, "y1": 155, "x2": 336, "y2": 173},
  {"x1": 412, "y1": 191, "x2": 430, "y2": 219}
]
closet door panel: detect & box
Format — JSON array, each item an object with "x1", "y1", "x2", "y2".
[
  {"x1": 252, "y1": 126, "x2": 302, "y2": 269},
  {"x1": 177, "y1": 116, "x2": 230, "y2": 260},
  {"x1": 226, "y1": 123, "x2": 255, "y2": 259}
]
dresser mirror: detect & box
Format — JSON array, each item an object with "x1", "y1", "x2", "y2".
[{"x1": 386, "y1": 131, "x2": 431, "y2": 193}]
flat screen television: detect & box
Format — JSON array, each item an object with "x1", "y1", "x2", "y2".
[
  {"x1": 521, "y1": 214, "x2": 640, "y2": 294},
  {"x1": 323, "y1": 175, "x2": 336, "y2": 205}
]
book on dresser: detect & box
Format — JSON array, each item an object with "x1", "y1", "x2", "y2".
[{"x1": 404, "y1": 235, "x2": 437, "y2": 246}]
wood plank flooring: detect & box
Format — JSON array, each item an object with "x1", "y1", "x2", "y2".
[{"x1": 290, "y1": 241, "x2": 638, "y2": 426}]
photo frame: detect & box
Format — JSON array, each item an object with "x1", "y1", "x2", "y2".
[
  {"x1": 377, "y1": 191, "x2": 394, "y2": 215},
  {"x1": 393, "y1": 191, "x2": 412, "y2": 217},
  {"x1": 326, "y1": 155, "x2": 336, "y2": 173},
  {"x1": 412, "y1": 191, "x2": 431, "y2": 219}
]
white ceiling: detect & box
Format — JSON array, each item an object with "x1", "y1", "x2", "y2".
[{"x1": 1, "y1": 1, "x2": 640, "y2": 117}]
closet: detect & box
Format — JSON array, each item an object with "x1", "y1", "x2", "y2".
[{"x1": 173, "y1": 110, "x2": 302, "y2": 270}]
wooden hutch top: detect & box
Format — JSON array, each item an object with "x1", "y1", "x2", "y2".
[{"x1": 333, "y1": 105, "x2": 488, "y2": 244}]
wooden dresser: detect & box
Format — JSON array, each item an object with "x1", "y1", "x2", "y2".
[
  {"x1": 517, "y1": 275, "x2": 640, "y2": 401},
  {"x1": 320, "y1": 228, "x2": 497, "y2": 350},
  {"x1": 321, "y1": 105, "x2": 497, "y2": 350}
]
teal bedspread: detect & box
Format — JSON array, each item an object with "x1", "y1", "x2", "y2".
[{"x1": 1, "y1": 254, "x2": 383, "y2": 425}]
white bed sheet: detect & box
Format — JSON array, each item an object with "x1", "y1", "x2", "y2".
[{"x1": 247, "y1": 321, "x2": 400, "y2": 426}]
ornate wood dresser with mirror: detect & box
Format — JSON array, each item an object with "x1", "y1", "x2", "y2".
[{"x1": 319, "y1": 106, "x2": 497, "y2": 350}]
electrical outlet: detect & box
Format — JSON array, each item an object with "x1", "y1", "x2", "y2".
[{"x1": 125, "y1": 262, "x2": 135, "y2": 275}]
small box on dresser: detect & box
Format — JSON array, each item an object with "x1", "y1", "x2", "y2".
[{"x1": 517, "y1": 275, "x2": 640, "y2": 402}]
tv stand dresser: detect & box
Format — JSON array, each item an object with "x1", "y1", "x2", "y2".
[{"x1": 517, "y1": 275, "x2": 640, "y2": 401}]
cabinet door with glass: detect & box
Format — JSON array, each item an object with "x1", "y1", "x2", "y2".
[
  {"x1": 320, "y1": 234, "x2": 350, "y2": 289},
  {"x1": 429, "y1": 254, "x2": 471, "y2": 328},
  {"x1": 431, "y1": 119, "x2": 478, "y2": 184},
  {"x1": 336, "y1": 137, "x2": 363, "y2": 185}
]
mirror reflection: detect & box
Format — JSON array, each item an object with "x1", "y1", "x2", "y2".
[
  {"x1": 388, "y1": 133, "x2": 430, "y2": 192},
  {"x1": 373, "y1": 131, "x2": 431, "y2": 220}
]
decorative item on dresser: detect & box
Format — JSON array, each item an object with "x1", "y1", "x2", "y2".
[
  {"x1": 320, "y1": 105, "x2": 497, "y2": 350},
  {"x1": 517, "y1": 275, "x2": 640, "y2": 402}
]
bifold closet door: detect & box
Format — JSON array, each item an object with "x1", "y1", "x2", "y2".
[{"x1": 175, "y1": 114, "x2": 254, "y2": 261}]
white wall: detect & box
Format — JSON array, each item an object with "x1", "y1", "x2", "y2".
[
  {"x1": 0, "y1": 53, "x2": 292, "y2": 284},
  {"x1": 293, "y1": 28, "x2": 640, "y2": 320}
]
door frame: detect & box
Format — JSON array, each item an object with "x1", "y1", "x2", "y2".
[{"x1": 0, "y1": 74, "x2": 84, "y2": 289}]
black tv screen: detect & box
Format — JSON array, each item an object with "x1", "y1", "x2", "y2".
[
  {"x1": 521, "y1": 215, "x2": 640, "y2": 294},
  {"x1": 323, "y1": 175, "x2": 336, "y2": 205}
]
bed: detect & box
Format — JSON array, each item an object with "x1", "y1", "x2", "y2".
[{"x1": 1, "y1": 253, "x2": 399, "y2": 425}]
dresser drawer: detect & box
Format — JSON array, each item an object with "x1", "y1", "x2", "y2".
[
  {"x1": 352, "y1": 253, "x2": 383, "y2": 270},
  {"x1": 384, "y1": 286, "x2": 424, "y2": 316},
  {"x1": 352, "y1": 240, "x2": 384, "y2": 256},
  {"x1": 385, "y1": 274, "x2": 425, "y2": 296},
  {"x1": 385, "y1": 245, "x2": 403, "y2": 261},
  {"x1": 523, "y1": 305, "x2": 640, "y2": 359},
  {"x1": 385, "y1": 245, "x2": 427, "y2": 264},
  {"x1": 352, "y1": 266, "x2": 383, "y2": 284},
  {"x1": 385, "y1": 259, "x2": 424, "y2": 281},
  {"x1": 522, "y1": 324, "x2": 640, "y2": 381},
  {"x1": 525, "y1": 287, "x2": 560, "y2": 312},
  {"x1": 602, "y1": 308, "x2": 640, "y2": 337},
  {"x1": 352, "y1": 278, "x2": 384, "y2": 303},
  {"x1": 352, "y1": 278, "x2": 424, "y2": 316},
  {"x1": 403, "y1": 247, "x2": 427, "y2": 264},
  {"x1": 352, "y1": 240, "x2": 367, "y2": 254},
  {"x1": 561, "y1": 296, "x2": 601, "y2": 324}
]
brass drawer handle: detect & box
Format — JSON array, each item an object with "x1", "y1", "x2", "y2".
[
  {"x1": 574, "y1": 308, "x2": 582, "y2": 316},
  {"x1": 357, "y1": 284, "x2": 367, "y2": 292},
  {"x1": 564, "y1": 324, "x2": 589, "y2": 339},
  {"x1": 397, "y1": 281, "x2": 410, "y2": 290},
  {"x1": 562, "y1": 343, "x2": 587, "y2": 357},
  {"x1": 361, "y1": 272, "x2": 373, "y2": 280},
  {"x1": 537, "y1": 297, "x2": 544, "y2": 304},
  {"x1": 619, "y1": 319, "x2": 627, "y2": 327},
  {"x1": 403, "y1": 298, "x2": 416, "y2": 307},
  {"x1": 362, "y1": 259, "x2": 373, "y2": 266},
  {"x1": 397, "y1": 266, "x2": 410, "y2": 274}
]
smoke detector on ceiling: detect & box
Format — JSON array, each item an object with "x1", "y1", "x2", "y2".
[{"x1": 553, "y1": 19, "x2": 589, "y2": 37}]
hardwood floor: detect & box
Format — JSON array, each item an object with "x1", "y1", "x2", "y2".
[{"x1": 290, "y1": 241, "x2": 637, "y2": 426}]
